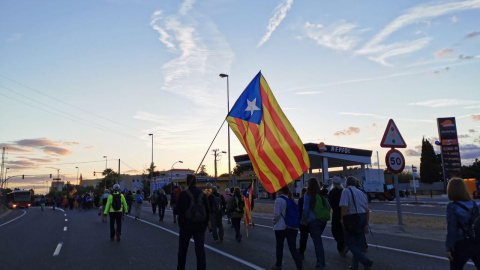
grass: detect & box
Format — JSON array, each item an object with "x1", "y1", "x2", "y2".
[{"x1": 252, "y1": 203, "x2": 446, "y2": 231}]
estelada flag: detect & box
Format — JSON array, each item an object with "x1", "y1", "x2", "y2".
[
  {"x1": 70, "y1": 186, "x2": 77, "y2": 196},
  {"x1": 242, "y1": 181, "x2": 254, "y2": 228},
  {"x1": 227, "y1": 72, "x2": 310, "y2": 193}
]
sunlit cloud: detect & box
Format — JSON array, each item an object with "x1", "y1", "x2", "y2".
[
  {"x1": 434, "y1": 48, "x2": 454, "y2": 59},
  {"x1": 43, "y1": 146, "x2": 72, "y2": 156},
  {"x1": 465, "y1": 31, "x2": 480, "y2": 39},
  {"x1": 0, "y1": 143, "x2": 31, "y2": 153},
  {"x1": 257, "y1": 0, "x2": 293, "y2": 48},
  {"x1": 16, "y1": 138, "x2": 58, "y2": 148},
  {"x1": 472, "y1": 114, "x2": 480, "y2": 121},
  {"x1": 406, "y1": 149, "x2": 421, "y2": 156},
  {"x1": 333, "y1": 127, "x2": 360, "y2": 137}
]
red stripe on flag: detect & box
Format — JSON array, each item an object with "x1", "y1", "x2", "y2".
[
  {"x1": 248, "y1": 122, "x2": 288, "y2": 187},
  {"x1": 263, "y1": 121, "x2": 298, "y2": 180},
  {"x1": 234, "y1": 118, "x2": 274, "y2": 192},
  {"x1": 259, "y1": 82, "x2": 308, "y2": 172}
]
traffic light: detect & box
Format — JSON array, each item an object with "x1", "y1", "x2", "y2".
[
  {"x1": 94, "y1": 171, "x2": 96, "y2": 176},
  {"x1": 50, "y1": 174, "x2": 52, "y2": 178},
  {"x1": 22, "y1": 175, "x2": 24, "y2": 179}
]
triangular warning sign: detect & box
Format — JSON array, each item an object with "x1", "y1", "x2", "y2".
[{"x1": 380, "y1": 119, "x2": 407, "y2": 148}]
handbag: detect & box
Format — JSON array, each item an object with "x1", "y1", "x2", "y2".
[{"x1": 342, "y1": 188, "x2": 363, "y2": 234}]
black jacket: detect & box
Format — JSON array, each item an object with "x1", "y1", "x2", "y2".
[
  {"x1": 328, "y1": 187, "x2": 343, "y2": 220},
  {"x1": 157, "y1": 194, "x2": 168, "y2": 207},
  {"x1": 208, "y1": 191, "x2": 226, "y2": 214},
  {"x1": 174, "y1": 186, "x2": 210, "y2": 228}
]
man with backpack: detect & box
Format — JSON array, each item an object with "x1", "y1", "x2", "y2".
[
  {"x1": 157, "y1": 189, "x2": 168, "y2": 222},
  {"x1": 208, "y1": 186, "x2": 226, "y2": 242},
  {"x1": 103, "y1": 184, "x2": 128, "y2": 242},
  {"x1": 226, "y1": 187, "x2": 245, "y2": 243},
  {"x1": 174, "y1": 174, "x2": 210, "y2": 270},
  {"x1": 272, "y1": 185, "x2": 303, "y2": 270}
]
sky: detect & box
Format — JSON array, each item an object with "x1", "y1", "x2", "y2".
[{"x1": 1, "y1": 0, "x2": 479, "y2": 194}]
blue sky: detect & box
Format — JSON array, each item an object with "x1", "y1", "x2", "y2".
[{"x1": 1, "y1": 0, "x2": 479, "y2": 194}]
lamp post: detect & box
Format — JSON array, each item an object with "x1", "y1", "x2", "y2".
[
  {"x1": 171, "y1": 161, "x2": 183, "y2": 190},
  {"x1": 219, "y1": 73, "x2": 232, "y2": 187},
  {"x1": 103, "y1": 156, "x2": 107, "y2": 189},
  {"x1": 75, "y1": 167, "x2": 79, "y2": 185},
  {"x1": 149, "y1": 133, "x2": 154, "y2": 194}
]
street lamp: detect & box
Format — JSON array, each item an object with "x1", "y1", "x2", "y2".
[
  {"x1": 103, "y1": 156, "x2": 107, "y2": 189},
  {"x1": 171, "y1": 161, "x2": 183, "y2": 190},
  {"x1": 219, "y1": 73, "x2": 232, "y2": 187},
  {"x1": 75, "y1": 167, "x2": 79, "y2": 185},
  {"x1": 149, "y1": 133, "x2": 154, "y2": 192}
]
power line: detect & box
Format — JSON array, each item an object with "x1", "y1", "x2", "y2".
[
  {"x1": 0, "y1": 89, "x2": 145, "y2": 142},
  {"x1": 121, "y1": 161, "x2": 141, "y2": 172},
  {"x1": 0, "y1": 74, "x2": 139, "y2": 131}
]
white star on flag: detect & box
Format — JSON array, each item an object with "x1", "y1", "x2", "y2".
[{"x1": 245, "y1": 98, "x2": 260, "y2": 116}]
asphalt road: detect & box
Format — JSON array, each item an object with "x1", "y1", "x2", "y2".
[{"x1": 0, "y1": 205, "x2": 477, "y2": 270}]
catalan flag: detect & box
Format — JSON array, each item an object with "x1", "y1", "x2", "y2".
[
  {"x1": 69, "y1": 186, "x2": 77, "y2": 196},
  {"x1": 243, "y1": 181, "x2": 254, "y2": 228},
  {"x1": 227, "y1": 72, "x2": 310, "y2": 193}
]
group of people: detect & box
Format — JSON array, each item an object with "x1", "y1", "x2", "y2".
[{"x1": 272, "y1": 176, "x2": 372, "y2": 270}]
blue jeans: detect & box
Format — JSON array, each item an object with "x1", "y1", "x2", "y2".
[
  {"x1": 344, "y1": 213, "x2": 370, "y2": 268},
  {"x1": 274, "y1": 228, "x2": 303, "y2": 270},
  {"x1": 308, "y1": 219, "x2": 327, "y2": 267}
]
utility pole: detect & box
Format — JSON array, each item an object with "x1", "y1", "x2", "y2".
[
  {"x1": 213, "y1": 149, "x2": 219, "y2": 179},
  {"x1": 118, "y1": 159, "x2": 121, "y2": 185}
]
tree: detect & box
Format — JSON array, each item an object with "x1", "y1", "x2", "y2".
[
  {"x1": 197, "y1": 165, "x2": 208, "y2": 177},
  {"x1": 420, "y1": 137, "x2": 442, "y2": 183},
  {"x1": 29, "y1": 188, "x2": 34, "y2": 196},
  {"x1": 96, "y1": 168, "x2": 119, "y2": 191},
  {"x1": 233, "y1": 164, "x2": 254, "y2": 176},
  {"x1": 462, "y1": 158, "x2": 480, "y2": 179}
]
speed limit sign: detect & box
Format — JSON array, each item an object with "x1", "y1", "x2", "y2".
[{"x1": 385, "y1": 149, "x2": 405, "y2": 174}]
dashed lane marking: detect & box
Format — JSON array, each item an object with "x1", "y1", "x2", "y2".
[
  {"x1": 0, "y1": 209, "x2": 26, "y2": 227},
  {"x1": 64, "y1": 227, "x2": 67, "y2": 231},
  {"x1": 53, "y1": 242, "x2": 63, "y2": 256},
  {"x1": 125, "y1": 215, "x2": 265, "y2": 270}
]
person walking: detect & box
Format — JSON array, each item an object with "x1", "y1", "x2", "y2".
[
  {"x1": 328, "y1": 176, "x2": 347, "y2": 255},
  {"x1": 125, "y1": 191, "x2": 133, "y2": 215},
  {"x1": 272, "y1": 186, "x2": 303, "y2": 270},
  {"x1": 224, "y1": 188, "x2": 233, "y2": 225},
  {"x1": 174, "y1": 175, "x2": 210, "y2": 270},
  {"x1": 226, "y1": 187, "x2": 244, "y2": 242},
  {"x1": 157, "y1": 189, "x2": 168, "y2": 222},
  {"x1": 297, "y1": 187, "x2": 309, "y2": 260},
  {"x1": 340, "y1": 176, "x2": 373, "y2": 270},
  {"x1": 208, "y1": 186, "x2": 226, "y2": 242},
  {"x1": 99, "y1": 189, "x2": 110, "y2": 222},
  {"x1": 171, "y1": 186, "x2": 180, "y2": 223},
  {"x1": 40, "y1": 196, "x2": 46, "y2": 211},
  {"x1": 134, "y1": 190, "x2": 143, "y2": 220},
  {"x1": 301, "y1": 178, "x2": 330, "y2": 270},
  {"x1": 445, "y1": 177, "x2": 480, "y2": 269},
  {"x1": 103, "y1": 184, "x2": 128, "y2": 242},
  {"x1": 151, "y1": 190, "x2": 158, "y2": 214}
]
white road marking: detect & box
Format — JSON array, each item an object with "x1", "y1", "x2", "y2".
[
  {"x1": 64, "y1": 227, "x2": 67, "y2": 231},
  {"x1": 0, "y1": 210, "x2": 26, "y2": 227},
  {"x1": 65, "y1": 219, "x2": 68, "y2": 221},
  {"x1": 126, "y1": 215, "x2": 265, "y2": 270},
  {"x1": 53, "y1": 242, "x2": 63, "y2": 256},
  {"x1": 253, "y1": 221, "x2": 473, "y2": 266},
  {"x1": 371, "y1": 210, "x2": 445, "y2": 217}
]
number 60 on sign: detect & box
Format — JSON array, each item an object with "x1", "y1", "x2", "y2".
[{"x1": 385, "y1": 149, "x2": 405, "y2": 174}]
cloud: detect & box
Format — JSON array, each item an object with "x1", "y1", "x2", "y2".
[
  {"x1": 333, "y1": 127, "x2": 360, "y2": 137},
  {"x1": 451, "y1": 16, "x2": 458, "y2": 23},
  {"x1": 459, "y1": 134, "x2": 470, "y2": 138},
  {"x1": 43, "y1": 146, "x2": 72, "y2": 156},
  {"x1": 356, "y1": 0, "x2": 480, "y2": 65},
  {"x1": 465, "y1": 31, "x2": 480, "y2": 39},
  {"x1": 469, "y1": 129, "x2": 477, "y2": 133},
  {"x1": 84, "y1": 145, "x2": 95, "y2": 149},
  {"x1": 406, "y1": 149, "x2": 421, "y2": 156},
  {"x1": 6, "y1": 160, "x2": 38, "y2": 170},
  {"x1": 460, "y1": 144, "x2": 480, "y2": 159},
  {"x1": 434, "y1": 48, "x2": 454, "y2": 59},
  {"x1": 459, "y1": 54, "x2": 480, "y2": 61},
  {"x1": 304, "y1": 21, "x2": 364, "y2": 51},
  {"x1": 16, "y1": 138, "x2": 58, "y2": 148},
  {"x1": 0, "y1": 143, "x2": 31, "y2": 153},
  {"x1": 472, "y1": 114, "x2": 480, "y2": 121},
  {"x1": 295, "y1": 91, "x2": 323, "y2": 95},
  {"x1": 409, "y1": 99, "x2": 480, "y2": 107},
  {"x1": 150, "y1": 2, "x2": 234, "y2": 106},
  {"x1": 415, "y1": 145, "x2": 422, "y2": 151},
  {"x1": 62, "y1": 141, "x2": 80, "y2": 146},
  {"x1": 257, "y1": 0, "x2": 293, "y2": 48},
  {"x1": 5, "y1": 33, "x2": 22, "y2": 43}
]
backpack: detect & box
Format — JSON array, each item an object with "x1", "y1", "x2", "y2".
[
  {"x1": 212, "y1": 194, "x2": 223, "y2": 214},
  {"x1": 234, "y1": 196, "x2": 245, "y2": 213},
  {"x1": 112, "y1": 193, "x2": 122, "y2": 211},
  {"x1": 136, "y1": 195, "x2": 143, "y2": 204},
  {"x1": 313, "y1": 194, "x2": 331, "y2": 222},
  {"x1": 279, "y1": 196, "x2": 300, "y2": 229},
  {"x1": 454, "y1": 201, "x2": 480, "y2": 242},
  {"x1": 185, "y1": 189, "x2": 207, "y2": 223}
]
